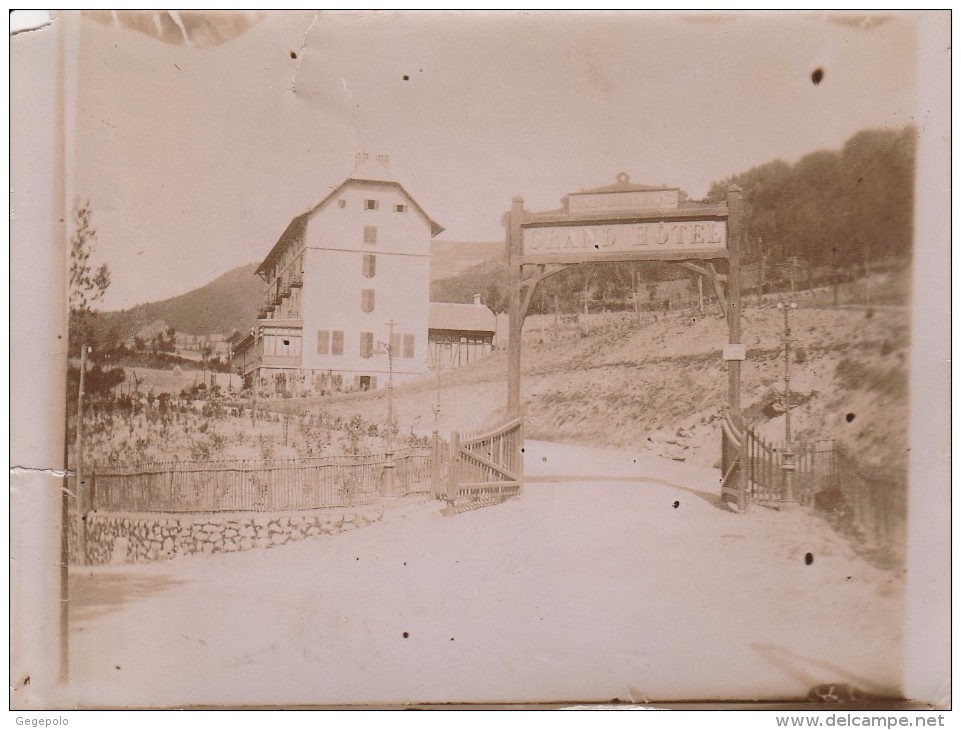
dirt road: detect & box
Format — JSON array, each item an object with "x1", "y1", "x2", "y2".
[{"x1": 66, "y1": 443, "x2": 903, "y2": 708}]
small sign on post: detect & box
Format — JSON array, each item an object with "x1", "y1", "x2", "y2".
[{"x1": 722, "y1": 344, "x2": 746, "y2": 361}]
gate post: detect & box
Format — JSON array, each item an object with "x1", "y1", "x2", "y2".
[
  {"x1": 430, "y1": 430, "x2": 441, "y2": 498},
  {"x1": 507, "y1": 197, "x2": 525, "y2": 416},
  {"x1": 517, "y1": 412, "x2": 525, "y2": 497},
  {"x1": 446, "y1": 430, "x2": 460, "y2": 503}
]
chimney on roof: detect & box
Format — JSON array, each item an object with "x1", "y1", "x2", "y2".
[
  {"x1": 354, "y1": 151, "x2": 392, "y2": 180},
  {"x1": 473, "y1": 293, "x2": 482, "y2": 306}
]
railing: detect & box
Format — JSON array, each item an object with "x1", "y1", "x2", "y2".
[
  {"x1": 90, "y1": 447, "x2": 431, "y2": 514},
  {"x1": 745, "y1": 429, "x2": 836, "y2": 507}
]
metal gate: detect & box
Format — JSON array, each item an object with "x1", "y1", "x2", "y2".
[{"x1": 432, "y1": 416, "x2": 523, "y2": 516}]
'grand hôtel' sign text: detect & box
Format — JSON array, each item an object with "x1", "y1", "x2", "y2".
[{"x1": 522, "y1": 219, "x2": 726, "y2": 257}]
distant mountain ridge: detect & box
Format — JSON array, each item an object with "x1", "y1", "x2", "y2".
[
  {"x1": 430, "y1": 240, "x2": 503, "y2": 280},
  {"x1": 95, "y1": 240, "x2": 506, "y2": 340},
  {"x1": 96, "y1": 262, "x2": 262, "y2": 340}
]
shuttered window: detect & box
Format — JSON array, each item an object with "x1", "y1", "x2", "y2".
[
  {"x1": 403, "y1": 333, "x2": 415, "y2": 359},
  {"x1": 317, "y1": 330, "x2": 329, "y2": 355},
  {"x1": 362, "y1": 253, "x2": 376, "y2": 278},
  {"x1": 364, "y1": 225, "x2": 377, "y2": 244},
  {"x1": 390, "y1": 332, "x2": 401, "y2": 356},
  {"x1": 331, "y1": 331, "x2": 344, "y2": 355},
  {"x1": 361, "y1": 289, "x2": 375, "y2": 313},
  {"x1": 360, "y1": 332, "x2": 374, "y2": 358}
]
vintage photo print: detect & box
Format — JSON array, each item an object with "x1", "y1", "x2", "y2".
[{"x1": 10, "y1": 10, "x2": 950, "y2": 710}]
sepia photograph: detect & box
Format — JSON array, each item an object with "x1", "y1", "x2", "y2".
[{"x1": 9, "y1": 9, "x2": 951, "y2": 712}]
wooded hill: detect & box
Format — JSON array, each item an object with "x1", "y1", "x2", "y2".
[
  {"x1": 91, "y1": 262, "x2": 261, "y2": 345},
  {"x1": 431, "y1": 126, "x2": 916, "y2": 314},
  {"x1": 703, "y1": 126, "x2": 915, "y2": 267}
]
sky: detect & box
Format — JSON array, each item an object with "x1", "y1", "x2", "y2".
[{"x1": 66, "y1": 10, "x2": 921, "y2": 310}]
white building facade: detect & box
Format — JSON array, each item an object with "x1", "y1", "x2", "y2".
[{"x1": 233, "y1": 170, "x2": 444, "y2": 396}]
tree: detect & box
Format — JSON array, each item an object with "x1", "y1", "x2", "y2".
[
  {"x1": 485, "y1": 282, "x2": 508, "y2": 315},
  {"x1": 68, "y1": 200, "x2": 111, "y2": 351},
  {"x1": 67, "y1": 200, "x2": 111, "y2": 563}
]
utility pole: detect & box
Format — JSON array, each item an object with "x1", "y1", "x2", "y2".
[
  {"x1": 777, "y1": 300, "x2": 799, "y2": 509},
  {"x1": 385, "y1": 318, "x2": 396, "y2": 446},
  {"x1": 757, "y1": 240, "x2": 765, "y2": 308},
  {"x1": 831, "y1": 246, "x2": 839, "y2": 308},
  {"x1": 582, "y1": 275, "x2": 591, "y2": 335},
  {"x1": 430, "y1": 348, "x2": 442, "y2": 498},
  {"x1": 251, "y1": 328, "x2": 259, "y2": 426},
  {"x1": 378, "y1": 319, "x2": 397, "y2": 495}
]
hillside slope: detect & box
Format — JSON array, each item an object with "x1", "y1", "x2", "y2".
[{"x1": 280, "y1": 273, "x2": 910, "y2": 472}]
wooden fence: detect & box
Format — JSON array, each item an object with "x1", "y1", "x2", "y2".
[
  {"x1": 831, "y1": 444, "x2": 908, "y2": 556},
  {"x1": 433, "y1": 416, "x2": 523, "y2": 514},
  {"x1": 89, "y1": 446, "x2": 432, "y2": 513}
]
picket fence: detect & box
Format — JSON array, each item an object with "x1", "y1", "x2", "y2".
[{"x1": 89, "y1": 446, "x2": 432, "y2": 513}]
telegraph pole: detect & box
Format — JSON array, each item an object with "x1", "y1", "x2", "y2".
[
  {"x1": 379, "y1": 319, "x2": 397, "y2": 495},
  {"x1": 757, "y1": 239, "x2": 765, "y2": 308},
  {"x1": 385, "y1": 318, "x2": 396, "y2": 447},
  {"x1": 777, "y1": 300, "x2": 799, "y2": 509}
]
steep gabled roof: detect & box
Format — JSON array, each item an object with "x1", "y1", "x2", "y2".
[
  {"x1": 256, "y1": 213, "x2": 309, "y2": 276},
  {"x1": 256, "y1": 177, "x2": 445, "y2": 276},
  {"x1": 428, "y1": 302, "x2": 496, "y2": 334}
]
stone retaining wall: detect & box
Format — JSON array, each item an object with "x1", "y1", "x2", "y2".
[{"x1": 70, "y1": 506, "x2": 385, "y2": 565}]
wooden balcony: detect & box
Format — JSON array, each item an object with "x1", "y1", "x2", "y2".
[{"x1": 289, "y1": 272, "x2": 303, "y2": 288}]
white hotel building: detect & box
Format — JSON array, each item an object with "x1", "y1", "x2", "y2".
[{"x1": 232, "y1": 159, "x2": 445, "y2": 395}]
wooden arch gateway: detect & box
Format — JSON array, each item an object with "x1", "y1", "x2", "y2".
[{"x1": 504, "y1": 174, "x2": 747, "y2": 508}]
